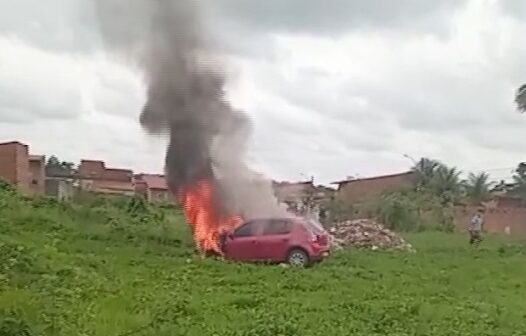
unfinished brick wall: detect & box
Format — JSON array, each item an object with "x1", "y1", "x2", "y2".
[
  {"x1": 336, "y1": 172, "x2": 416, "y2": 204},
  {"x1": 78, "y1": 160, "x2": 105, "y2": 178},
  {"x1": 455, "y1": 205, "x2": 526, "y2": 235},
  {"x1": 0, "y1": 141, "x2": 30, "y2": 193}
]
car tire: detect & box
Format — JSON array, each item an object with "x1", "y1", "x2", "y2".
[{"x1": 287, "y1": 248, "x2": 309, "y2": 267}]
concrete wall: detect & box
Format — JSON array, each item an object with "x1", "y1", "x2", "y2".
[
  {"x1": 0, "y1": 142, "x2": 30, "y2": 193},
  {"x1": 45, "y1": 178, "x2": 75, "y2": 201},
  {"x1": 29, "y1": 156, "x2": 45, "y2": 195}
]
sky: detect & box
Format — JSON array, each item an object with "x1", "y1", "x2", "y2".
[{"x1": 0, "y1": 0, "x2": 525, "y2": 185}]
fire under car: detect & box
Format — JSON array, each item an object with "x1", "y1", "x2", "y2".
[{"x1": 219, "y1": 217, "x2": 331, "y2": 267}]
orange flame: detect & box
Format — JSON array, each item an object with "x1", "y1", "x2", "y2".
[{"x1": 178, "y1": 179, "x2": 243, "y2": 254}]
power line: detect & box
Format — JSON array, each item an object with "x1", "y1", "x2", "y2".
[{"x1": 471, "y1": 167, "x2": 515, "y2": 172}]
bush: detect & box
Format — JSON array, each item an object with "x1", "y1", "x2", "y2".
[
  {"x1": 0, "y1": 180, "x2": 17, "y2": 196},
  {"x1": 373, "y1": 191, "x2": 455, "y2": 232},
  {"x1": 375, "y1": 193, "x2": 419, "y2": 231},
  {"x1": 0, "y1": 311, "x2": 38, "y2": 336}
]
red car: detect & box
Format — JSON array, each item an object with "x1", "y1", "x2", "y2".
[{"x1": 220, "y1": 217, "x2": 331, "y2": 267}]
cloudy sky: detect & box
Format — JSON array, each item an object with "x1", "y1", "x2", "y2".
[{"x1": 0, "y1": 0, "x2": 525, "y2": 184}]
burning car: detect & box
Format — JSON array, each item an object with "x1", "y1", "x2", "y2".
[
  {"x1": 108, "y1": 0, "x2": 311, "y2": 260},
  {"x1": 218, "y1": 217, "x2": 331, "y2": 267}
]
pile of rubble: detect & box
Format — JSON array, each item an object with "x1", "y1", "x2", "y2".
[{"x1": 328, "y1": 219, "x2": 415, "y2": 252}]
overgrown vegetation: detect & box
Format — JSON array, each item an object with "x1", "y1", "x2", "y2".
[
  {"x1": 374, "y1": 191, "x2": 455, "y2": 232},
  {"x1": 464, "y1": 172, "x2": 492, "y2": 204},
  {"x1": 45, "y1": 156, "x2": 76, "y2": 178},
  {"x1": 509, "y1": 162, "x2": 526, "y2": 199},
  {"x1": 1, "y1": 183, "x2": 526, "y2": 335},
  {"x1": 326, "y1": 158, "x2": 526, "y2": 232}
]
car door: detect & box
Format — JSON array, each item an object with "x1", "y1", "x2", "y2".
[
  {"x1": 224, "y1": 220, "x2": 263, "y2": 262},
  {"x1": 257, "y1": 219, "x2": 293, "y2": 262}
]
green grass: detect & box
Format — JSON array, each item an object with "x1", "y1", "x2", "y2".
[{"x1": 1, "y1": 190, "x2": 526, "y2": 335}]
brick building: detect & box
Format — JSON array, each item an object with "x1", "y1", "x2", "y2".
[
  {"x1": 134, "y1": 174, "x2": 173, "y2": 203},
  {"x1": 333, "y1": 171, "x2": 417, "y2": 204},
  {"x1": 0, "y1": 141, "x2": 46, "y2": 195},
  {"x1": 78, "y1": 160, "x2": 135, "y2": 196},
  {"x1": 0, "y1": 141, "x2": 30, "y2": 193}
]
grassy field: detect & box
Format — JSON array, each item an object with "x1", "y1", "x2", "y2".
[{"x1": 1, "y1": 189, "x2": 526, "y2": 335}]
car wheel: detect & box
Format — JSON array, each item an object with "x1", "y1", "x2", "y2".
[{"x1": 287, "y1": 248, "x2": 309, "y2": 267}]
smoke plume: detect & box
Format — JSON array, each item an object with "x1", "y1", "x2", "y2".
[{"x1": 95, "y1": 0, "x2": 286, "y2": 219}]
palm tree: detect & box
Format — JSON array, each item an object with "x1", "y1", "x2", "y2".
[
  {"x1": 509, "y1": 163, "x2": 526, "y2": 199},
  {"x1": 429, "y1": 165, "x2": 463, "y2": 204},
  {"x1": 412, "y1": 157, "x2": 441, "y2": 187},
  {"x1": 464, "y1": 172, "x2": 492, "y2": 204},
  {"x1": 516, "y1": 84, "x2": 526, "y2": 113}
]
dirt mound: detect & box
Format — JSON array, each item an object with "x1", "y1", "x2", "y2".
[{"x1": 328, "y1": 219, "x2": 415, "y2": 252}]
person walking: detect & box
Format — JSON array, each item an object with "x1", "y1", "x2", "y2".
[{"x1": 469, "y1": 208, "x2": 484, "y2": 246}]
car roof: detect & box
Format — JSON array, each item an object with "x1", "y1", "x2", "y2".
[{"x1": 242, "y1": 217, "x2": 300, "y2": 224}]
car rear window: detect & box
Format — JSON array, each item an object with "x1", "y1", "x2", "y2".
[{"x1": 304, "y1": 219, "x2": 326, "y2": 234}]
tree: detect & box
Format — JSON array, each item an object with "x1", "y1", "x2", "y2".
[
  {"x1": 509, "y1": 162, "x2": 526, "y2": 199},
  {"x1": 412, "y1": 157, "x2": 441, "y2": 187},
  {"x1": 464, "y1": 172, "x2": 491, "y2": 204},
  {"x1": 516, "y1": 84, "x2": 526, "y2": 113},
  {"x1": 429, "y1": 165, "x2": 463, "y2": 204},
  {"x1": 45, "y1": 155, "x2": 77, "y2": 177}
]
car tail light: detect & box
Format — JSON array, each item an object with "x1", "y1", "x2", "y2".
[{"x1": 311, "y1": 234, "x2": 328, "y2": 246}]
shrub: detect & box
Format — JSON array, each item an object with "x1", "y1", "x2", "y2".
[
  {"x1": 0, "y1": 180, "x2": 17, "y2": 196},
  {"x1": 0, "y1": 311, "x2": 38, "y2": 336},
  {"x1": 372, "y1": 191, "x2": 455, "y2": 232}
]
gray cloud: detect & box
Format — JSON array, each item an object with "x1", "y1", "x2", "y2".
[
  {"x1": 0, "y1": 0, "x2": 466, "y2": 59},
  {"x1": 499, "y1": 0, "x2": 526, "y2": 20},
  {"x1": 89, "y1": 61, "x2": 145, "y2": 119},
  {"x1": 0, "y1": 0, "x2": 98, "y2": 54},
  {"x1": 0, "y1": 0, "x2": 525, "y2": 184},
  {"x1": 206, "y1": 0, "x2": 466, "y2": 59},
  {"x1": 0, "y1": 38, "x2": 84, "y2": 124},
  {"x1": 209, "y1": 0, "x2": 464, "y2": 36}
]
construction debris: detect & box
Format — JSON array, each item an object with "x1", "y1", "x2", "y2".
[{"x1": 328, "y1": 219, "x2": 415, "y2": 252}]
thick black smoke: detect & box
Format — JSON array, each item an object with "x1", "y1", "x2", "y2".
[{"x1": 96, "y1": 0, "x2": 287, "y2": 219}]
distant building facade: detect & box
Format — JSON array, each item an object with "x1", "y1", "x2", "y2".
[
  {"x1": 78, "y1": 160, "x2": 135, "y2": 196},
  {"x1": 0, "y1": 141, "x2": 30, "y2": 193},
  {"x1": 29, "y1": 155, "x2": 46, "y2": 195},
  {"x1": 134, "y1": 174, "x2": 173, "y2": 203},
  {"x1": 0, "y1": 141, "x2": 46, "y2": 195}
]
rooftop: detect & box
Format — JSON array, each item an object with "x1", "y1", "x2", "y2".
[
  {"x1": 29, "y1": 155, "x2": 45, "y2": 161},
  {"x1": 331, "y1": 171, "x2": 415, "y2": 185},
  {"x1": 137, "y1": 174, "x2": 168, "y2": 190},
  {"x1": 0, "y1": 141, "x2": 28, "y2": 147}
]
